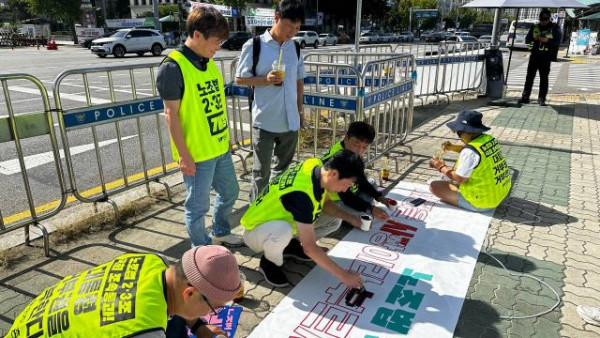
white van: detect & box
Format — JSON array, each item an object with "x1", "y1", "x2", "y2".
[{"x1": 506, "y1": 20, "x2": 537, "y2": 49}]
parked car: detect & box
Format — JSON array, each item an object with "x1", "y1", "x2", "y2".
[
  {"x1": 478, "y1": 35, "x2": 493, "y2": 44},
  {"x1": 359, "y1": 32, "x2": 379, "y2": 44},
  {"x1": 425, "y1": 32, "x2": 448, "y2": 43},
  {"x1": 318, "y1": 33, "x2": 338, "y2": 46},
  {"x1": 454, "y1": 31, "x2": 472, "y2": 37},
  {"x1": 293, "y1": 30, "x2": 319, "y2": 48},
  {"x1": 221, "y1": 31, "x2": 253, "y2": 50},
  {"x1": 398, "y1": 31, "x2": 415, "y2": 42},
  {"x1": 499, "y1": 31, "x2": 511, "y2": 47},
  {"x1": 440, "y1": 35, "x2": 479, "y2": 53},
  {"x1": 378, "y1": 33, "x2": 394, "y2": 43},
  {"x1": 90, "y1": 28, "x2": 166, "y2": 58}
]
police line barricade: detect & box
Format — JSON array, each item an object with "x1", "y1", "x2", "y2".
[
  {"x1": 394, "y1": 43, "x2": 444, "y2": 102},
  {"x1": 434, "y1": 41, "x2": 486, "y2": 99},
  {"x1": 225, "y1": 58, "x2": 253, "y2": 174},
  {"x1": 53, "y1": 62, "x2": 179, "y2": 223},
  {"x1": 0, "y1": 73, "x2": 67, "y2": 256}
]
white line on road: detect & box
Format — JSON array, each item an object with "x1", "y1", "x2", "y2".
[
  {"x1": 0, "y1": 135, "x2": 137, "y2": 175},
  {"x1": 8, "y1": 85, "x2": 111, "y2": 105}
]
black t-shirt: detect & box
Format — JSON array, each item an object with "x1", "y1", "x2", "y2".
[
  {"x1": 280, "y1": 167, "x2": 324, "y2": 224},
  {"x1": 156, "y1": 45, "x2": 210, "y2": 100}
]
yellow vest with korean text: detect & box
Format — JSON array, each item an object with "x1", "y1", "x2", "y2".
[
  {"x1": 241, "y1": 158, "x2": 325, "y2": 235},
  {"x1": 320, "y1": 141, "x2": 359, "y2": 201},
  {"x1": 6, "y1": 253, "x2": 168, "y2": 338},
  {"x1": 167, "y1": 50, "x2": 229, "y2": 162},
  {"x1": 457, "y1": 134, "x2": 512, "y2": 209}
]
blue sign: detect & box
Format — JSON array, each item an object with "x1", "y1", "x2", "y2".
[
  {"x1": 303, "y1": 94, "x2": 358, "y2": 112},
  {"x1": 577, "y1": 29, "x2": 590, "y2": 46},
  {"x1": 62, "y1": 98, "x2": 164, "y2": 129},
  {"x1": 225, "y1": 84, "x2": 250, "y2": 97},
  {"x1": 303, "y1": 76, "x2": 393, "y2": 87},
  {"x1": 363, "y1": 81, "x2": 413, "y2": 109},
  {"x1": 440, "y1": 55, "x2": 485, "y2": 64},
  {"x1": 415, "y1": 10, "x2": 438, "y2": 19}
]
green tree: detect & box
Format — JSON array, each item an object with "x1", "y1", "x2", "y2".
[
  {"x1": 395, "y1": 0, "x2": 438, "y2": 31},
  {"x1": 159, "y1": 4, "x2": 178, "y2": 17},
  {"x1": 5, "y1": 0, "x2": 30, "y2": 24},
  {"x1": 26, "y1": 0, "x2": 81, "y2": 42},
  {"x1": 115, "y1": 0, "x2": 130, "y2": 19}
]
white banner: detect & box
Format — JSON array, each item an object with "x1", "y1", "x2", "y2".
[
  {"x1": 245, "y1": 16, "x2": 275, "y2": 27},
  {"x1": 105, "y1": 18, "x2": 145, "y2": 28},
  {"x1": 189, "y1": 2, "x2": 233, "y2": 17},
  {"x1": 75, "y1": 27, "x2": 104, "y2": 40},
  {"x1": 248, "y1": 182, "x2": 494, "y2": 337}
]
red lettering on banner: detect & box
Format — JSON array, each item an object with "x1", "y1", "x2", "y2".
[{"x1": 293, "y1": 302, "x2": 358, "y2": 338}]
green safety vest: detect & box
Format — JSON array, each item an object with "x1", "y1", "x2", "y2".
[
  {"x1": 320, "y1": 141, "x2": 359, "y2": 201},
  {"x1": 457, "y1": 134, "x2": 512, "y2": 209},
  {"x1": 6, "y1": 253, "x2": 168, "y2": 338},
  {"x1": 241, "y1": 158, "x2": 325, "y2": 235},
  {"x1": 528, "y1": 25, "x2": 553, "y2": 52},
  {"x1": 167, "y1": 50, "x2": 229, "y2": 163}
]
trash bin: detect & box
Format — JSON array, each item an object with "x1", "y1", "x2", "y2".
[{"x1": 485, "y1": 47, "x2": 504, "y2": 99}]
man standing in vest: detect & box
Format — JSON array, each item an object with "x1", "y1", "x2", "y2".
[
  {"x1": 235, "y1": 0, "x2": 306, "y2": 200},
  {"x1": 518, "y1": 9, "x2": 560, "y2": 107},
  {"x1": 241, "y1": 150, "x2": 366, "y2": 288},
  {"x1": 158, "y1": 6, "x2": 242, "y2": 247},
  {"x1": 321, "y1": 121, "x2": 391, "y2": 221},
  {"x1": 6, "y1": 246, "x2": 241, "y2": 338},
  {"x1": 429, "y1": 111, "x2": 512, "y2": 212}
]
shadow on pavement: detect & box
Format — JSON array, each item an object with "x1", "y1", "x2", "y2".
[
  {"x1": 455, "y1": 299, "x2": 502, "y2": 338},
  {"x1": 496, "y1": 196, "x2": 577, "y2": 226}
]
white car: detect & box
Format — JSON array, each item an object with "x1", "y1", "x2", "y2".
[
  {"x1": 379, "y1": 33, "x2": 394, "y2": 43},
  {"x1": 441, "y1": 35, "x2": 479, "y2": 53},
  {"x1": 398, "y1": 31, "x2": 415, "y2": 42},
  {"x1": 478, "y1": 35, "x2": 493, "y2": 44},
  {"x1": 90, "y1": 28, "x2": 166, "y2": 58},
  {"x1": 359, "y1": 32, "x2": 379, "y2": 44},
  {"x1": 293, "y1": 31, "x2": 319, "y2": 49},
  {"x1": 318, "y1": 33, "x2": 338, "y2": 46}
]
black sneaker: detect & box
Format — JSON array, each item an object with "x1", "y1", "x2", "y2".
[
  {"x1": 259, "y1": 256, "x2": 289, "y2": 287},
  {"x1": 538, "y1": 99, "x2": 547, "y2": 106},
  {"x1": 518, "y1": 97, "x2": 530, "y2": 104},
  {"x1": 283, "y1": 238, "x2": 312, "y2": 262}
]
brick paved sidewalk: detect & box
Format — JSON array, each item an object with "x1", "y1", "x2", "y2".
[{"x1": 1, "y1": 94, "x2": 599, "y2": 337}]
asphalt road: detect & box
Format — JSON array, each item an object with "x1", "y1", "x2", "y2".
[{"x1": 0, "y1": 43, "x2": 536, "y2": 222}]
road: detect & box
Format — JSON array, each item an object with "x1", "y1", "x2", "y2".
[{"x1": 0, "y1": 43, "x2": 597, "y2": 223}]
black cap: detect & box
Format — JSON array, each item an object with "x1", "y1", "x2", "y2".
[{"x1": 446, "y1": 110, "x2": 491, "y2": 134}]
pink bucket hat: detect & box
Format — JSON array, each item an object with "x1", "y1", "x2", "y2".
[{"x1": 182, "y1": 245, "x2": 241, "y2": 304}]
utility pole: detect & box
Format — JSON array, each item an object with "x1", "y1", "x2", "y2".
[{"x1": 153, "y1": 0, "x2": 161, "y2": 32}]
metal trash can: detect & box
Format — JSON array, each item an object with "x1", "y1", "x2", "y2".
[{"x1": 485, "y1": 47, "x2": 504, "y2": 99}]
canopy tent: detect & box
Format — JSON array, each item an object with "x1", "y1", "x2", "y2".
[
  {"x1": 463, "y1": 0, "x2": 588, "y2": 100},
  {"x1": 580, "y1": 11, "x2": 600, "y2": 19}
]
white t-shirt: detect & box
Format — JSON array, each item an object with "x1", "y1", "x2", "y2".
[{"x1": 454, "y1": 147, "x2": 481, "y2": 178}]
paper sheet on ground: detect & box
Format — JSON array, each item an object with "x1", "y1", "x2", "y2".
[{"x1": 248, "y1": 181, "x2": 494, "y2": 338}]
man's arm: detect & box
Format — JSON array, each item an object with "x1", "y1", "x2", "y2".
[
  {"x1": 297, "y1": 79, "x2": 304, "y2": 127},
  {"x1": 163, "y1": 99, "x2": 195, "y2": 176},
  {"x1": 322, "y1": 198, "x2": 362, "y2": 227},
  {"x1": 234, "y1": 40, "x2": 281, "y2": 87},
  {"x1": 297, "y1": 222, "x2": 363, "y2": 288}
]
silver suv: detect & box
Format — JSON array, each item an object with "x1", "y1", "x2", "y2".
[
  {"x1": 292, "y1": 31, "x2": 319, "y2": 49},
  {"x1": 91, "y1": 28, "x2": 166, "y2": 58}
]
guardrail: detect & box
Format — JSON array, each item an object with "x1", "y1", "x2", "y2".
[{"x1": 0, "y1": 74, "x2": 67, "y2": 256}]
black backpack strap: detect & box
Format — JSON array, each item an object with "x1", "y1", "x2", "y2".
[
  {"x1": 294, "y1": 40, "x2": 301, "y2": 59},
  {"x1": 251, "y1": 36, "x2": 261, "y2": 76}
]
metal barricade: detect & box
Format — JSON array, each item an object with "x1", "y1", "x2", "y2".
[
  {"x1": 53, "y1": 62, "x2": 177, "y2": 222},
  {"x1": 434, "y1": 41, "x2": 486, "y2": 99},
  {"x1": 226, "y1": 58, "x2": 253, "y2": 174},
  {"x1": 0, "y1": 74, "x2": 67, "y2": 256}
]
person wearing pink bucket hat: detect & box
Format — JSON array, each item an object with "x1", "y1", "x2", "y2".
[{"x1": 6, "y1": 245, "x2": 241, "y2": 338}]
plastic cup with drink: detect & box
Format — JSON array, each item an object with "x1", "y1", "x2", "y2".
[
  {"x1": 360, "y1": 214, "x2": 373, "y2": 231},
  {"x1": 272, "y1": 60, "x2": 285, "y2": 86}
]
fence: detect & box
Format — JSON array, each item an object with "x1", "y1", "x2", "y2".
[
  {"x1": 0, "y1": 74, "x2": 67, "y2": 256},
  {"x1": 1, "y1": 42, "x2": 489, "y2": 256}
]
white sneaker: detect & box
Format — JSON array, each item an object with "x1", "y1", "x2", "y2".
[
  {"x1": 210, "y1": 233, "x2": 244, "y2": 246},
  {"x1": 577, "y1": 305, "x2": 600, "y2": 326}
]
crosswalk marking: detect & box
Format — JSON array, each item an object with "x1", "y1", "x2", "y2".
[
  {"x1": 506, "y1": 62, "x2": 563, "y2": 91},
  {"x1": 568, "y1": 63, "x2": 600, "y2": 90}
]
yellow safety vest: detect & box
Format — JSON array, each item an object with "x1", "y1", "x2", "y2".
[
  {"x1": 458, "y1": 134, "x2": 512, "y2": 209},
  {"x1": 167, "y1": 50, "x2": 229, "y2": 163},
  {"x1": 528, "y1": 25, "x2": 553, "y2": 52},
  {"x1": 320, "y1": 141, "x2": 359, "y2": 201},
  {"x1": 6, "y1": 254, "x2": 169, "y2": 338},
  {"x1": 241, "y1": 158, "x2": 325, "y2": 235}
]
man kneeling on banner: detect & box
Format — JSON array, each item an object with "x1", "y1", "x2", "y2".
[
  {"x1": 321, "y1": 121, "x2": 391, "y2": 222},
  {"x1": 241, "y1": 150, "x2": 366, "y2": 288},
  {"x1": 429, "y1": 110, "x2": 512, "y2": 212},
  {"x1": 6, "y1": 246, "x2": 241, "y2": 338}
]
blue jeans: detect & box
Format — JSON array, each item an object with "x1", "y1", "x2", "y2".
[
  {"x1": 183, "y1": 152, "x2": 240, "y2": 246},
  {"x1": 458, "y1": 192, "x2": 495, "y2": 213}
]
